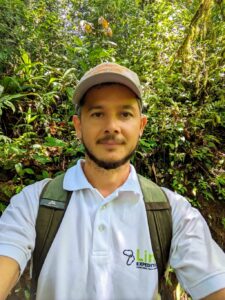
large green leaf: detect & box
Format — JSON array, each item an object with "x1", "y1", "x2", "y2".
[{"x1": 44, "y1": 137, "x2": 67, "y2": 147}]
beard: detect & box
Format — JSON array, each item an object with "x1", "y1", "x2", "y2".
[{"x1": 81, "y1": 135, "x2": 138, "y2": 170}]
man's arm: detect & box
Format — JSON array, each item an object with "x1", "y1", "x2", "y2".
[
  {"x1": 0, "y1": 256, "x2": 20, "y2": 300},
  {"x1": 202, "y1": 288, "x2": 225, "y2": 300}
]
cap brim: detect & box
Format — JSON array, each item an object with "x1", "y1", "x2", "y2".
[{"x1": 73, "y1": 72, "x2": 141, "y2": 105}]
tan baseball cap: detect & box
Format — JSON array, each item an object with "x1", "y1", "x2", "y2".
[{"x1": 72, "y1": 62, "x2": 142, "y2": 105}]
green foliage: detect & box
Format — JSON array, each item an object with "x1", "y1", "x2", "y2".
[
  {"x1": 0, "y1": 203, "x2": 6, "y2": 215},
  {"x1": 0, "y1": 1, "x2": 224, "y2": 298},
  {"x1": 222, "y1": 218, "x2": 225, "y2": 229},
  {"x1": 0, "y1": 0, "x2": 224, "y2": 207}
]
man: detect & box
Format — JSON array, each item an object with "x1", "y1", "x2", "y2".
[{"x1": 0, "y1": 63, "x2": 225, "y2": 300}]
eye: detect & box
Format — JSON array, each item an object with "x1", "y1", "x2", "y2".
[
  {"x1": 90, "y1": 112, "x2": 103, "y2": 118},
  {"x1": 120, "y1": 111, "x2": 133, "y2": 118}
]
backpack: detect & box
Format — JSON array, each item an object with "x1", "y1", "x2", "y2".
[{"x1": 32, "y1": 173, "x2": 172, "y2": 296}]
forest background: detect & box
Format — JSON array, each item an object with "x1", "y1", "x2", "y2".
[{"x1": 0, "y1": 0, "x2": 224, "y2": 299}]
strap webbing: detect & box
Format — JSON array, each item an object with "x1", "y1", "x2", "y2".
[
  {"x1": 138, "y1": 175, "x2": 172, "y2": 286},
  {"x1": 32, "y1": 174, "x2": 72, "y2": 296}
]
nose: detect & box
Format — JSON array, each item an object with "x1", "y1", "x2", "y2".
[{"x1": 104, "y1": 116, "x2": 120, "y2": 134}]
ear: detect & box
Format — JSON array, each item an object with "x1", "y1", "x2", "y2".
[
  {"x1": 72, "y1": 115, "x2": 82, "y2": 139},
  {"x1": 139, "y1": 114, "x2": 147, "y2": 137}
]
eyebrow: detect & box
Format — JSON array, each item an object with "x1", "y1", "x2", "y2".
[
  {"x1": 87, "y1": 105, "x2": 103, "y2": 112},
  {"x1": 121, "y1": 105, "x2": 136, "y2": 110}
]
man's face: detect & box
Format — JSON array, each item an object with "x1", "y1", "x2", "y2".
[{"x1": 73, "y1": 84, "x2": 147, "y2": 170}]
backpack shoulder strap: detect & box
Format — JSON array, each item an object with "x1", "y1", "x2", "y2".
[
  {"x1": 32, "y1": 173, "x2": 72, "y2": 289},
  {"x1": 137, "y1": 174, "x2": 172, "y2": 284}
]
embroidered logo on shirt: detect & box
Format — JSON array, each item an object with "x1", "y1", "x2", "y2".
[
  {"x1": 123, "y1": 249, "x2": 157, "y2": 270},
  {"x1": 123, "y1": 250, "x2": 135, "y2": 265}
]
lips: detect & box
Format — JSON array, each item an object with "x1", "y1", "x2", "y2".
[{"x1": 100, "y1": 140, "x2": 121, "y2": 145}]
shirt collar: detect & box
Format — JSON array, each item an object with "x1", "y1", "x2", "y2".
[
  {"x1": 63, "y1": 159, "x2": 93, "y2": 191},
  {"x1": 63, "y1": 159, "x2": 142, "y2": 196}
]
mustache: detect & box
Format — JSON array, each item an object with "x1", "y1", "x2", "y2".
[{"x1": 97, "y1": 134, "x2": 125, "y2": 144}]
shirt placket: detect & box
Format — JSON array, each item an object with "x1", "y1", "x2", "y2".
[{"x1": 92, "y1": 202, "x2": 110, "y2": 257}]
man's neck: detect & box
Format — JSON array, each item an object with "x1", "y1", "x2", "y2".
[{"x1": 82, "y1": 158, "x2": 130, "y2": 197}]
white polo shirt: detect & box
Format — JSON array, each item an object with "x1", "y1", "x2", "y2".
[{"x1": 0, "y1": 160, "x2": 225, "y2": 300}]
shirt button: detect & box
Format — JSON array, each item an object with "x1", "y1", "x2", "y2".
[
  {"x1": 101, "y1": 204, "x2": 107, "y2": 210},
  {"x1": 98, "y1": 224, "x2": 106, "y2": 232}
]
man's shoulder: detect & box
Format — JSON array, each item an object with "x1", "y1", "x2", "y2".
[
  {"x1": 161, "y1": 187, "x2": 192, "y2": 209},
  {"x1": 8, "y1": 178, "x2": 51, "y2": 210},
  {"x1": 22, "y1": 178, "x2": 51, "y2": 195},
  {"x1": 138, "y1": 177, "x2": 194, "y2": 218}
]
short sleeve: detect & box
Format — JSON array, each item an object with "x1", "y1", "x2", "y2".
[
  {"x1": 0, "y1": 179, "x2": 49, "y2": 274},
  {"x1": 163, "y1": 188, "x2": 225, "y2": 299}
]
